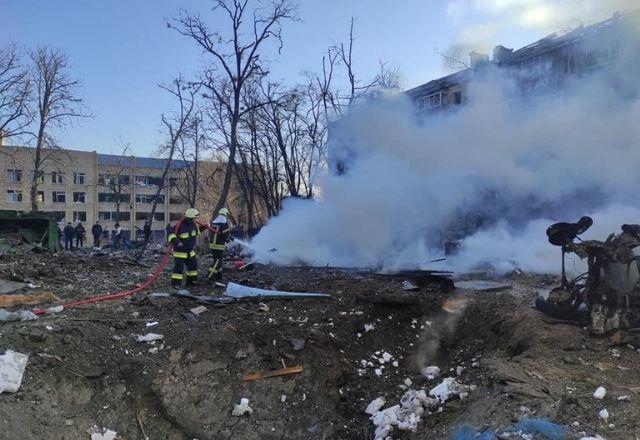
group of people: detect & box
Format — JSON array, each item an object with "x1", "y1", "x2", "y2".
[
  {"x1": 167, "y1": 207, "x2": 232, "y2": 287},
  {"x1": 58, "y1": 221, "x2": 124, "y2": 250}
]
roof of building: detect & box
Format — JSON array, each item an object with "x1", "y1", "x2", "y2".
[
  {"x1": 405, "y1": 68, "x2": 473, "y2": 98},
  {"x1": 97, "y1": 154, "x2": 190, "y2": 170}
]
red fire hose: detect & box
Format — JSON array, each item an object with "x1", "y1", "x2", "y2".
[{"x1": 31, "y1": 217, "x2": 220, "y2": 316}]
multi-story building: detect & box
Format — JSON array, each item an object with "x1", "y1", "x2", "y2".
[
  {"x1": 0, "y1": 142, "x2": 244, "y2": 243},
  {"x1": 406, "y1": 10, "x2": 640, "y2": 113}
]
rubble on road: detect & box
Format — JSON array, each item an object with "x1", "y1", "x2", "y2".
[{"x1": 231, "y1": 398, "x2": 253, "y2": 416}]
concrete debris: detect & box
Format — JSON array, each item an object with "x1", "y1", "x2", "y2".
[
  {"x1": 580, "y1": 436, "x2": 607, "y2": 440},
  {"x1": 189, "y1": 306, "x2": 208, "y2": 315},
  {"x1": 145, "y1": 321, "x2": 159, "y2": 328},
  {"x1": 287, "y1": 337, "x2": 305, "y2": 351},
  {"x1": 593, "y1": 386, "x2": 607, "y2": 400},
  {"x1": 90, "y1": 426, "x2": 118, "y2": 440},
  {"x1": 232, "y1": 398, "x2": 253, "y2": 416},
  {"x1": 136, "y1": 333, "x2": 164, "y2": 343},
  {"x1": 258, "y1": 302, "x2": 270, "y2": 312},
  {"x1": 0, "y1": 308, "x2": 37, "y2": 322},
  {"x1": 0, "y1": 350, "x2": 29, "y2": 393},
  {"x1": 224, "y1": 282, "x2": 330, "y2": 299},
  {"x1": 364, "y1": 323, "x2": 375, "y2": 332},
  {"x1": 367, "y1": 388, "x2": 439, "y2": 440},
  {"x1": 402, "y1": 280, "x2": 419, "y2": 291},
  {"x1": 45, "y1": 305, "x2": 64, "y2": 314},
  {"x1": 422, "y1": 366, "x2": 440, "y2": 380},
  {"x1": 617, "y1": 395, "x2": 630, "y2": 401},
  {"x1": 598, "y1": 408, "x2": 609, "y2": 421},
  {"x1": 429, "y1": 377, "x2": 473, "y2": 403}
]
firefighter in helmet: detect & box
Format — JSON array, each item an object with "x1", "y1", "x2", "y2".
[
  {"x1": 208, "y1": 208, "x2": 231, "y2": 282},
  {"x1": 168, "y1": 208, "x2": 201, "y2": 287}
]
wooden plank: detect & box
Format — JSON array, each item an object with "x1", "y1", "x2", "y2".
[{"x1": 241, "y1": 365, "x2": 303, "y2": 382}]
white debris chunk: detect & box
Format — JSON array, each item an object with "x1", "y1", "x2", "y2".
[
  {"x1": 0, "y1": 350, "x2": 29, "y2": 393},
  {"x1": 90, "y1": 426, "x2": 118, "y2": 440},
  {"x1": 374, "y1": 368, "x2": 383, "y2": 377},
  {"x1": 366, "y1": 397, "x2": 386, "y2": 415},
  {"x1": 382, "y1": 352, "x2": 393, "y2": 362},
  {"x1": 617, "y1": 395, "x2": 630, "y2": 401},
  {"x1": 593, "y1": 387, "x2": 607, "y2": 400},
  {"x1": 580, "y1": 435, "x2": 607, "y2": 440},
  {"x1": 145, "y1": 321, "x2": 159, "y2": 328},
  {"x1": 456, "y1": 366, "x2": 464, "y2": 376},
  {"x1": 598, "y1": 408, "x2": 609, "y2": 421},
  {"x1": 364, "y1": 323, "x2": 375, "y2": 332},
  {"x1": 422, "y1": 366, "x2": 440, "y2": 380},
  {"x1": 429, "y1": 377, "x2": 472, "y2": 403},
  {"x1": 232, "y1": 398, "x2": 253, "y2": 416},
  {"x1": 404, "y1": 378, "x2": 413, "y2": 387},
  {"x1": 136, "y1": 333, "x2": 164, "y2": 343}
]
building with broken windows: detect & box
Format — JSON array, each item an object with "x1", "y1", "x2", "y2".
[
  {"x1": 406, "y1": 10, "x2": 640, "y2": 113},
  {"x1": 0, "y1": 143, "x2": 246, "y2": 242}
]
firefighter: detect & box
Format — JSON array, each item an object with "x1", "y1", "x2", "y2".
[
  {"x1": 208, "y1": 208, "x2": 231, "y2": 282},
  {"x1": 168, "y1": 208, "x2": 201, "y2": 287}
]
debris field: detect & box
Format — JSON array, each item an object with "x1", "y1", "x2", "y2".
[{"x1": 1, "y1": 251, "x2": 640, "y2": 439}]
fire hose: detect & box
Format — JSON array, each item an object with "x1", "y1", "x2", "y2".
[{"x1": 31, "y1": 218, "x2": 220, "y2": 316}]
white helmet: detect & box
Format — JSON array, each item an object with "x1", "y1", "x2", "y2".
[
  {"x1": 218, "y1": 208, "x2": 229, "y2": 217},
  {"x1": 184, "y1": 208, "x2": 200, "y2": 219}
]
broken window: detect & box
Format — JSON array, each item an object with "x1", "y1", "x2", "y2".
[
  {"x1": 73, "y1": 211, "x2": 87, "y2": 222},
  {"x1": 135, "y1": 194, "x2": 164, "y2": 204},
  {"x1": 73, "y1": 172, "x2": 86, "y2": 185},
  {"x1": 52, "y1": 172, "x2": 64, "y2": 184},
  {"x1": 36, "y1": 191, "x2": 45, "y2": 203},
  {"x1": 52, "y1": 191, "x2": 66, "y2": 203},
  {"x1": 98, "y1": 211, "x2": 112, "y2": 221},
  {"x1": 73, "y1": 192, "x2": 86, "y2": 203},
  {"x1": 5, "y1": 189, "x2": 22, "y2": 203},
  {"x1": 453, "y1": 91, "x2": 462, "y2": 105},
  {"x1": 98, "y1": 193, "x2": 131, "y2": 203},
  {"x1": 7, "y1": 169, "x2": 22, "y2": 182}
]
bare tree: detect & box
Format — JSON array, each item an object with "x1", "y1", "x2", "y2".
[
  {"x1": 170, "y1": 0, "x2": 297, "y2": 218},
  {"x1": 98, "y1": 144, "x2": 132, "y2": 221},
  {"x1": 173, "y1": 111, "x2": 207, "y2": 208},
  {"x1": 135, "y1": 77, "x2": 198, "y2": 257},
  {"x1": 28, "y1": 47, "x2": 89, "y2": 212},
  {"x1": 0, "y1": 44, "x2": 31, "y2": 141}
]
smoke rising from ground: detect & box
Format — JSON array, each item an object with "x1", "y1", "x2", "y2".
[{"x1": 251, "y1": 19, "x2": 640, "y2": 274}]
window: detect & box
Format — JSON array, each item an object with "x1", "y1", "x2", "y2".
[
  {"x1": 73, "y1": 192, "x2": 86, "y2": 203},
  {"x1": 98, "y1": 193, "x2": 131, "y2": 203},
  {"x1": 98, "y1": 174, "x2": 130, "y2": 186},
  {"x1": 6, "y1": 189, "x2": 22, "y2": 203},
  {"x1": 52, "y1": 191, "x2": 66, "y2": 203},
  {"x1": 36, "y1": 191, "x2": 45, "y2": 203},
  {"x1": 169, "y1": 197, "x2": 187, "y2": 205},
  {"x1": 52, "y1": 172, "x2": 64, "y2": 184},
  {"x1": 73, "y1": 172, "x2": 86, "y2": 185},
  {"x1": 136, "y1": 212, "x2": 164, "y2": 221},
  {"x1": 135, "y1": 175, "x2": 163, "y2": 187},
  {"x1": 453, "y1": 91, "x2": 462, "y2": 105},
  {"x1": 169, "y1": 212, "x2": 182, "y2": 221},
  {"x1": 135, "y1": 194, "x2": 164, "y2": 204},
  {"x1": 168, "y1": 177, "x2": 178, "y2": 187},
  {"x1": 113, "y1": 211, "x2": 130, "y2": 221},
  {"x1": 29, "y1": 171, "x2": 45, "y2": 183},
  {"x1": 7, "y1": 169, "x2": 22, "y2": 182},
  {"x1": 73, "y1": 211, "x2": 87, "y2": 222},
  {"x1": 98, "y1": 211, "x2": 112, "y2": 221}
]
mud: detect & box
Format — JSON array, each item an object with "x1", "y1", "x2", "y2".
[{"x1": 1, "y1": 251, "x2": 639, "y2": 439}]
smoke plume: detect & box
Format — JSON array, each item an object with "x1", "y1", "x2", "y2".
[{"x1": 251, "y1": 15, "x2": 640, "y2": 275}]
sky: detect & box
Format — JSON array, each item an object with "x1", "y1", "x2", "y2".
[{"x1": 2, "y1": 0, "x2": 636, "y2": 157}]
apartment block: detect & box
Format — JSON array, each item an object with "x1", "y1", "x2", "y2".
[{"x1": 0, "y1": 145, "x2": 220, "y2": 243}]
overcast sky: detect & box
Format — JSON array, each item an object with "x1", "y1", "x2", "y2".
[{"x1": 2, "y1": 0, "x2": 635, "y2": 156}]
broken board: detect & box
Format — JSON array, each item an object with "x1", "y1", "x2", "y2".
[{"x1": 455, "y1": 280, "x2": 512, "y2": 292}]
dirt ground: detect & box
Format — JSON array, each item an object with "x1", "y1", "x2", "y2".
[{"x1": 1, "y1": 249, "x2": 640, "y2": 440}]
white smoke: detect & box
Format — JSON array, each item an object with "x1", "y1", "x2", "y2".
[{"x1": 252, "y1": 15, "x2": 640, "y2": 274}]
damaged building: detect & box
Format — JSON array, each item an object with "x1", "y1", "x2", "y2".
[{"x1": 406, "y1": 10, "x2": 640, "y2": 113}]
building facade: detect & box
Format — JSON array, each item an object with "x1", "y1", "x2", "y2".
[
  {"x1": 406, "y1": 10, "x2": 640, "y2": 112},
  {"x1": 0, "y1": 144, "x2": 241, "y2": 243}
]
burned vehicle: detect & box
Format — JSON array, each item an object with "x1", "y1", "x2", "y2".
[{"x1": 537, "y1": 217, "x2": 640, "y2": 338}]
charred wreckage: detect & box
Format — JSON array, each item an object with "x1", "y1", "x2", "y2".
[{"x1": 537, "y1": 216, "x2": 640, "y2": 339}]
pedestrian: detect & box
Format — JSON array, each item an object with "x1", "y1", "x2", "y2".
[
  {"x1": 143, "y1": 220, "x2": 152, "y2": 243},
  {"x1": 168, "y1": 208, "x2": 201, "y2": 287},
  {"x1": 208, "y1": 208, "x2": 232, "y2": 282},
  {"x1": 114, "y1": 223, "x2": 123, "y2": 249},
  {"x1": 91, "y1": 221, "x2": 103, "y2": 247},
  {"x1": 75, "y1": 222, "x2": 86, "y2": 248},
  {"x1": 63, "y1": 222, "x2": 75, "y2": 250}
]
